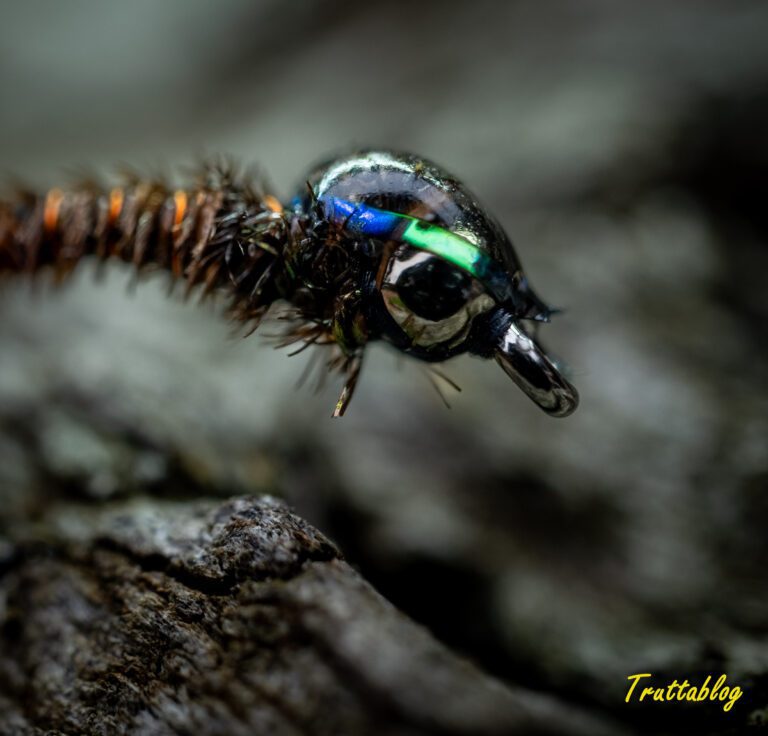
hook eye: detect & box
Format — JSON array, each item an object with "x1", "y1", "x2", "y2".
[{"x1": 494, "y1": 320, "x2": 578, "y2": 417}]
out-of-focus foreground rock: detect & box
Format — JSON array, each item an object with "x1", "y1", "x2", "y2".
[{"x1": 0, "y1": 495, "x2": 622, "y2": 736}]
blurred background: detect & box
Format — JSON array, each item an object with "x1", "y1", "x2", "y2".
[{"x1": 1, "y1": 1, "x2": 767, "y2": 733}]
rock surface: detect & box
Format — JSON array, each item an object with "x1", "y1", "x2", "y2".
[{"x1": 0, "y1": 496, "x2": 621, "y2": 736}]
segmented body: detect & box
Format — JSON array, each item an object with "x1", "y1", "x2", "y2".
[{"x1": 0, "y1": 166, "x2": 288, "y2": 325}]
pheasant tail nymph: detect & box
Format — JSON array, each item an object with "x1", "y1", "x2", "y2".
[{"x1": 0, "y1": 151, "x2": 579, "y2": 417}]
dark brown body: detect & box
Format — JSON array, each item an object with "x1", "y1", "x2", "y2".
[{"x1": 0, "y1": 168, "x2": 287, "y2": 325}]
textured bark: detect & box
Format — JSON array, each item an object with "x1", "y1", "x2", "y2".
[{"x1": 0, "y1": 496, "x2": 622, "y2": 736}]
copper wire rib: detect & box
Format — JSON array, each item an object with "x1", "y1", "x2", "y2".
[{"x1": 0, "y1": 166, "x2": 287, "y2": 325}]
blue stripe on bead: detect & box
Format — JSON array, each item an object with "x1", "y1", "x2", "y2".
[
  {"x1": 322, "y1": 197, "x2": 402, "y2": 240},
  {"x1": 320, "y1": 196, "x2": 515, "y2": 303}
]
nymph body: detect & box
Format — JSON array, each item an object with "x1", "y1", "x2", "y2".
[{"x1": 0, "y1": 150, "x2": 578, "y2": 417}]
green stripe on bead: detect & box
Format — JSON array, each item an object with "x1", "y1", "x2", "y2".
[
  {"x1": 324, "y1": 196, "x2": 513, "y2": 302},
  {"x1": 400, "y1": 219, "x2": 485, "y2": 278}
]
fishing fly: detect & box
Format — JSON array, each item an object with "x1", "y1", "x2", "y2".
[{"x1": 0, "y1": 150, "x2": 579, "y2": 417}]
